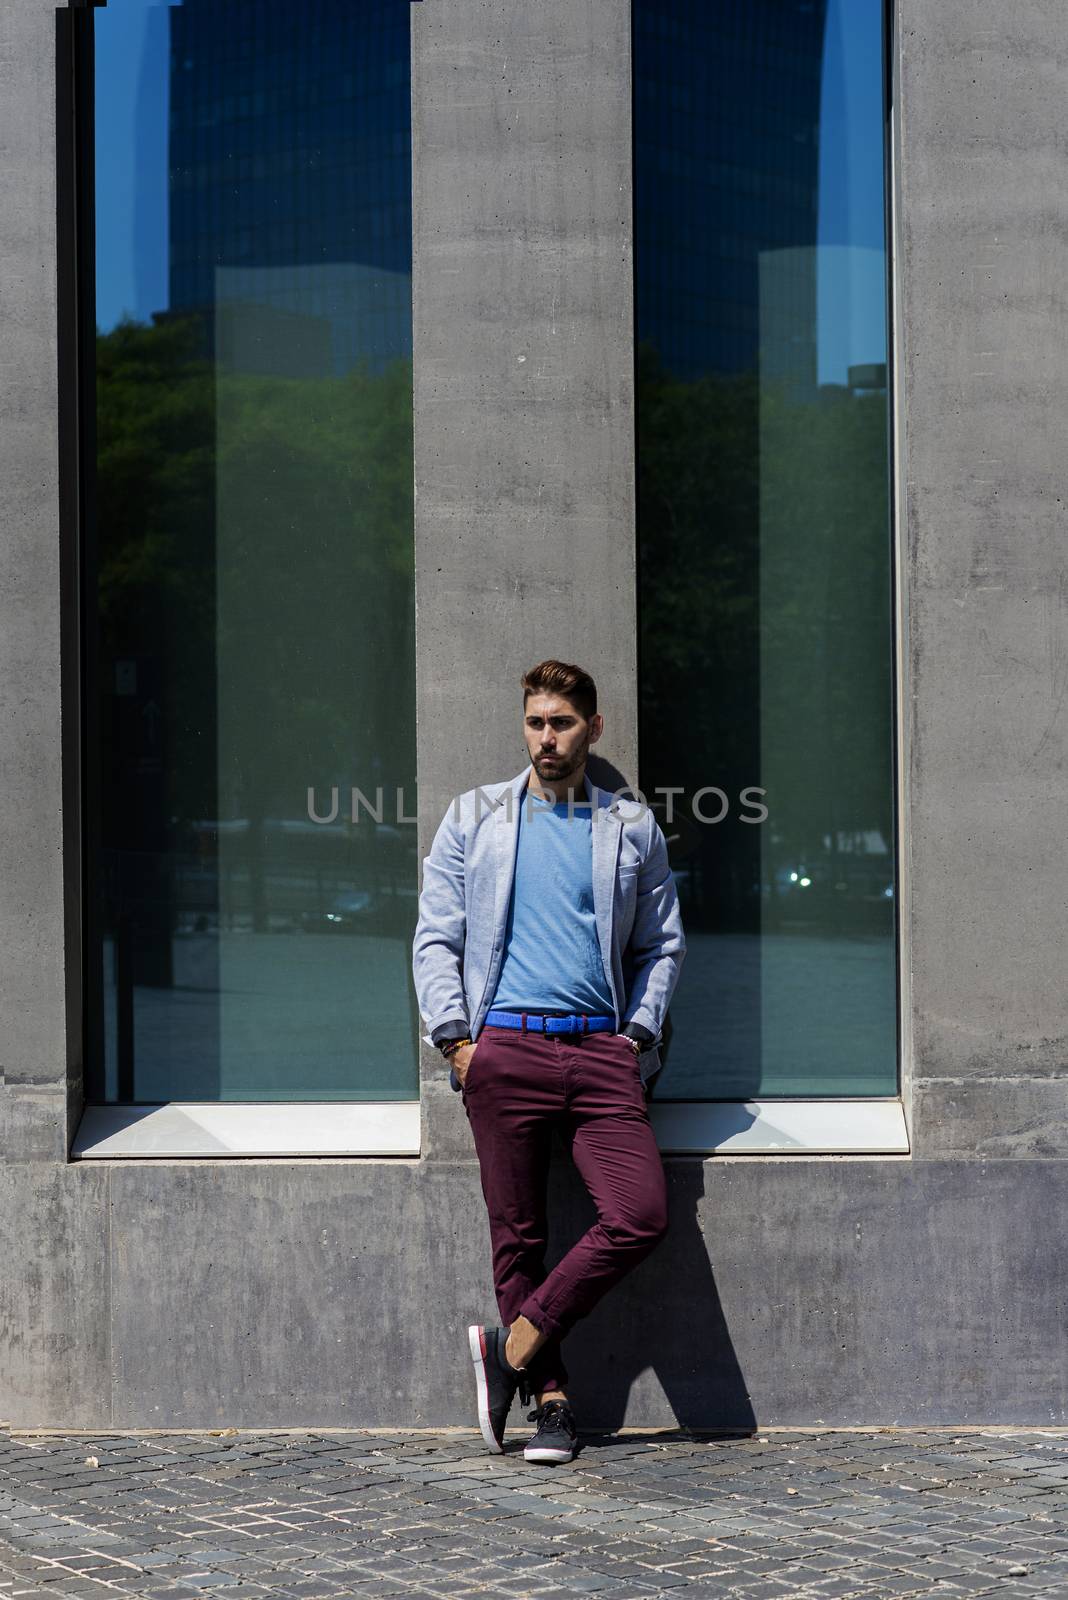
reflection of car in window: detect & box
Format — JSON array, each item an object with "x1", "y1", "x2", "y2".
[
  {"x1": 168, "y1": 817, "x2": 416, "y2": 936},
  {"x1": 299, "y1": 887, "x2": 381, "y2": 934},
  {"x1": 763, "y1": 851, "x2": 895, "y2": 930}
]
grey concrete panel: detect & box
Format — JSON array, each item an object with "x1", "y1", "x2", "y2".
[
  {"x1": 634, "y1": 1155, "x2": 1068, "y2": 1429},
  {"x1": 48, "y1": 1155, "x2": 1063, "y2": 1430},
  {"x1": 0, "y1": 1164, "x2": 111, "y2": 1429},
  {"x1": 914, "y1": 1076, "x2": 1068, "y2": 1159},
  {"x1": 0, "y1": 0, "x2": 74, "y2": 1184},
  {"x1": 897, "y1": 1, "x2": 1068, "y2": 1108},
  {"x1": 1, "y1": 1090, "x2": 68, "y2": 1165},
  {"x1": 107, "y1": 1160, "x2": 494, "y2": 1430}
]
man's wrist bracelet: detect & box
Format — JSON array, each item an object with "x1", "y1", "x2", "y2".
[{"x1": 439, "y1": 1036, "x2": 471, "y2": 1059}]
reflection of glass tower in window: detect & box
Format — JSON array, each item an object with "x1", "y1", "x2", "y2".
[
  {"x1": 633, "y1": 1, "x2": 896, "y2": 1099},
  {"x1": 168, "y1": 0, "x2": 411, "y2": 377},
  {"x1": 633, "y1": 0, "x2": 828, "y2": 384}
]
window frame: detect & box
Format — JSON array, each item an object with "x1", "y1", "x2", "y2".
[{"x1": 63, "y1": 1, "x2": 423, "y2": 1155}]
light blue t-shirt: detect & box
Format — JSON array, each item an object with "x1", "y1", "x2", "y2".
[{"x1": 488, "y1": 791, "x2": 615, "y2": 1015}]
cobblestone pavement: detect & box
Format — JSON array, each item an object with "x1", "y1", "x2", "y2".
[{"x1": 2, "y1": 1425, "x2": 1068, "y2": 1599}]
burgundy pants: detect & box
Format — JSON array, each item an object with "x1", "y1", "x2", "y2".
[{"x1": 461, "y1": 1023, "x2": 669, "y2": 1396}]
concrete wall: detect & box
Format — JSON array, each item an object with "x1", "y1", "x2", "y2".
[
  {"x1": 897, "y1": 0, "x2": 1068, "y2": 1159},
  {"x1": 1, "y1": 0, "x2": 1066, "y2": 1429}
]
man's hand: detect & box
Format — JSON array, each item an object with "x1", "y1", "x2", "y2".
[{"x1": 450, "y1": 1040, "x2": 478, "y2": 1086}]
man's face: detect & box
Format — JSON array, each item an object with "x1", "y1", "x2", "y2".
[{"x1": 523, "y1": 692, "x2": 603, "y2": 783}]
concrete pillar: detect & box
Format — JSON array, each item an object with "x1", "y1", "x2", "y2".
[
  {"x1": 895, "y1": 0, "x2": 1068, "y2": 1155},
  {"x1": 411, "y1": 0, "x2": 638, "y2": 1155}
]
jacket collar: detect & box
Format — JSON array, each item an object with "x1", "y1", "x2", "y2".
[{"x1": 499, "y1": 763, "x2": 620, "y2": 820}]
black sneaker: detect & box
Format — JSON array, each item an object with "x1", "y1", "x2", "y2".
[
  {"x1": 523, "y1": 1398, "x2": 578, "y2": 1464},
  {"x1": 467, "y1": 1325, "x2": 532, "y2": 1453}
]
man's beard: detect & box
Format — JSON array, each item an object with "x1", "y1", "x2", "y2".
[{"x1": 532, "y1": 738, "x2": 588, "y2": 781}]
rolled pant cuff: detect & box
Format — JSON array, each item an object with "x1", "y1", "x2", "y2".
[{"x1": 518, "y1": 1298, "x2": 562, "y2": 1343}]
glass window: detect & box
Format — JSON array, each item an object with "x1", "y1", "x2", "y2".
[
  {"x1": 633, "y1": 0, "x2": 897, "y2": 1098},
  {"x1": 84, "y1": 1, "x2": 416, "y2": 1103}
]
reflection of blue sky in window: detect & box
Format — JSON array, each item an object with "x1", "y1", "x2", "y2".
[
  {"x1": 94, "y1": 0, "x2": 412, "y2": 371},
  {"x1": 97, "y1": 1, "x2": 884, "y2": 370},
  {"x1": 815, "y1": 0, "x2": 886, "y2": 385},
  {"x1": 94, "y1": 0, "x2": 172, "y2": 332},
  {"x1": 634, "y1": 1, "x2": 886, "y2": 386}
]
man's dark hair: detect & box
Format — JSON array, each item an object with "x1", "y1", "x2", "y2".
[{"x1": 521, "y1": 660, "x2": 598, "y2": 722}]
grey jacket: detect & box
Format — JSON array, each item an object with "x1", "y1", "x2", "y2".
[{"x1": 411, "y1": 765, "x2": 686, "y2": 1086}]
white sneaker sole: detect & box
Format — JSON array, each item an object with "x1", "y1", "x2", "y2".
[
  {"x1": 524, "y1": 1443, "x2": 575, "y2": 1463},
  {"x1": 468, "y1": 1324, "x2": 503, "y2": 1454}
]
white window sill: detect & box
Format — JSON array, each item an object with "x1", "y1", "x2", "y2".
[
  {"x1": 649, "y1": 1098, "x2": 909, "y2": 1155},
  {"x1": 71, "y1": 1098, "x2": 909, "y2": 1159},
  {"x1": 71, "y1": 1102, "x2": 421, "y2": 1159}
]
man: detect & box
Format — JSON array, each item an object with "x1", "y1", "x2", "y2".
[{"x1": 412, "y1": 660, "x2": 685, "y2": 1463}]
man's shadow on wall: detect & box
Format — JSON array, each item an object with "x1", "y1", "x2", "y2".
[
  {"x1": 543, "y1": 1151, "x2": 754, "y2": 1433},
  {"x1": 545, "y1": 756, "x2": 755, "y2": 1433}
]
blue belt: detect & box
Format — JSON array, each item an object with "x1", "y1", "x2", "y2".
[{"x1": 484, "y1": 1009, "x2": 616, "y2": 1035}]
